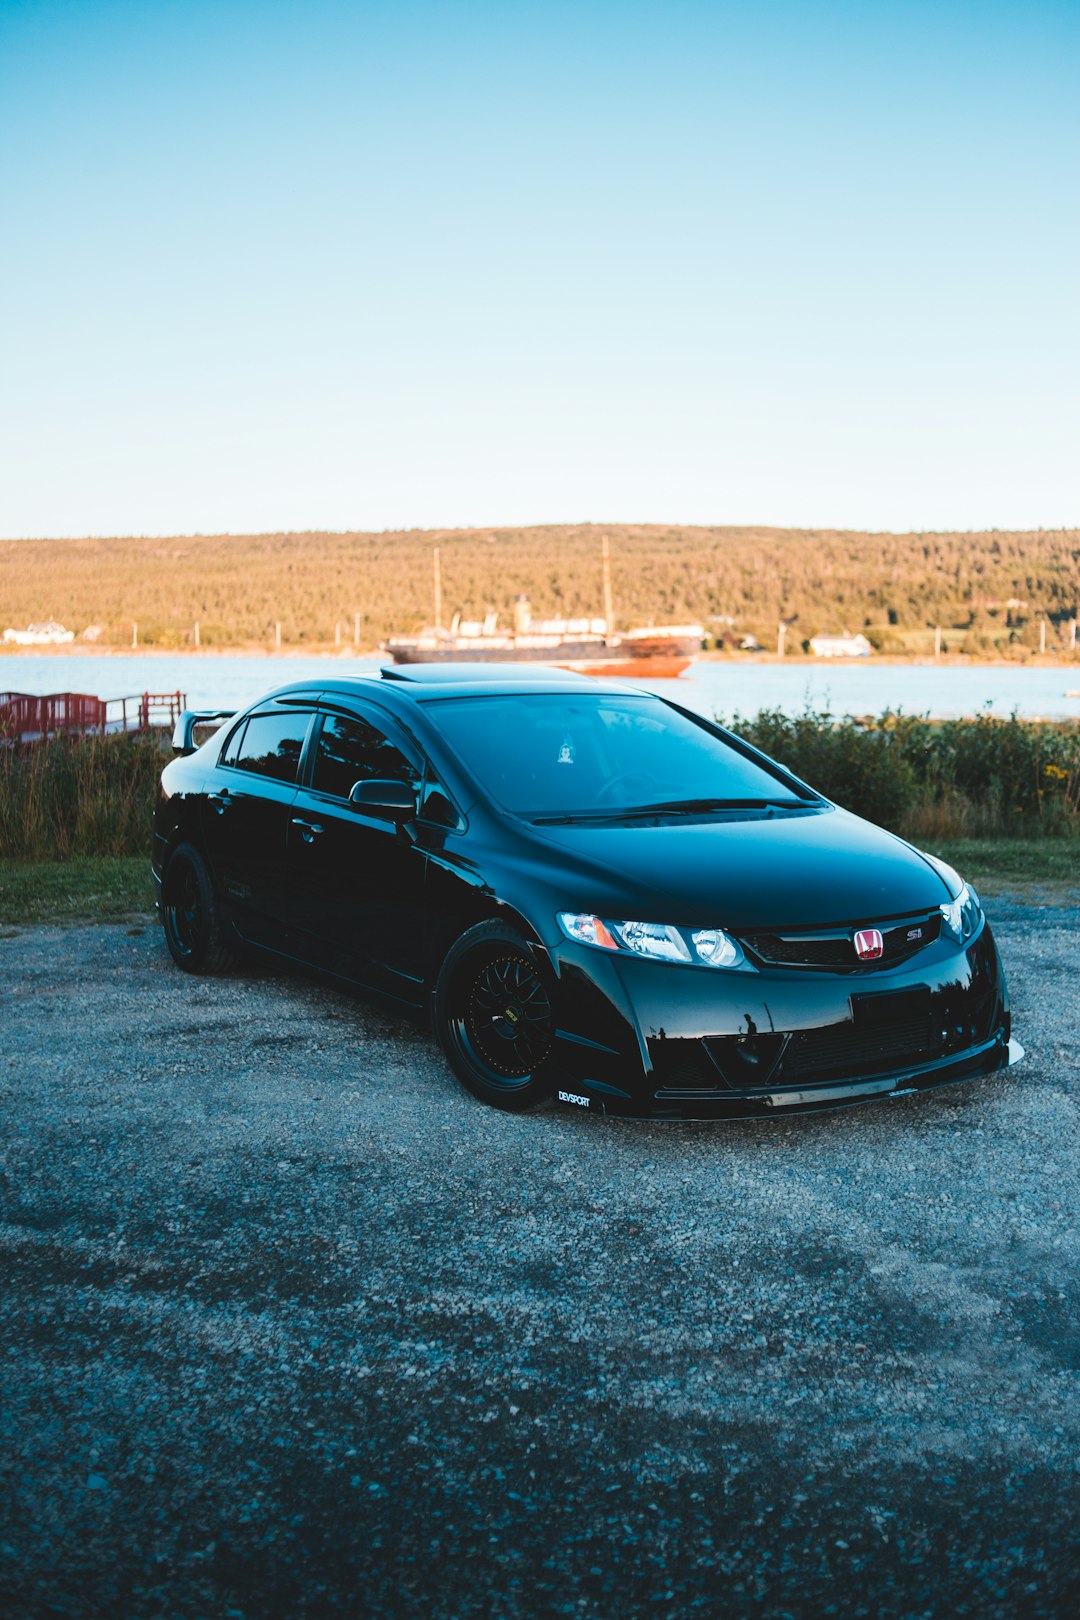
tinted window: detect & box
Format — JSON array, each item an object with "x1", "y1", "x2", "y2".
[
  {"x1": 228, "y1": 711, "x2": 311, "y2": 783},
  {"x1": 429, "y1": 694, "x2": 805, "y2": 815},
  {"x1": 311, "y1": 712, "x2": 421, "y2": 800},
  {"x1": 219, "y1": 718, "x2": 248, "y2": 767},
  {"x1": 418, "y1": 765, "x2": 459, "y2": 828}
]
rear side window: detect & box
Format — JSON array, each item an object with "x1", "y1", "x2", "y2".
[
  {"x1": 310, "y1": 712, "x2": 421, "y2": 800},
  {"x1": 227, "y1": 712, "x2": 312, "y2": 783}
]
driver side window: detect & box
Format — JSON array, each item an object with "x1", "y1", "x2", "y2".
[{"x1": 310, "y1": 712, "x2": 421, "y2": 802}]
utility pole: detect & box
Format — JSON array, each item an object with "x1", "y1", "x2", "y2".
[
  {"x1": 777, "y1": 621, "x2": 786, "y2": 658},
  {"x1": 354, "y1": 612, "x2": 360, "y2": 648},
  {"x1": 275, "y1": 621, "x2": 282, "y2": 651},
  {"x1": 433, "y1": 547, "x2": 443, "y2": 632},
  {"x1": 132, "y1": 622, "x2": 137, "y2": 649},
  {"x1": 1071, "y1": 619, "x2": 1077, "y2": 651},
  {"x1": 601, "y1": 536, "x2": 614, "y2": 640}
]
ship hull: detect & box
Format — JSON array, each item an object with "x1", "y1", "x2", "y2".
[
  {"x1": 384, "y1": 633, "x2": 701, "y2": 676},
  {"x1": 560, "y1": 656, "x2": 691, "y2": 678},
  {"x1": 386, "y1": 640, "x2": 607, "y2": 665}
]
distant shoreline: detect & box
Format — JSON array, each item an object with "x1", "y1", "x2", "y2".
[
  {"x1": 0, "y1": 644, "x2": 386, "y2": 661},
  {"x1": 1, "y1": 644, "x2": 1077, "y2": 671}
]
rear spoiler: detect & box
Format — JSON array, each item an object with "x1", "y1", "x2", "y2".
[{"x1": 172, "y1": 709, "x2": 235, "y2": 756}]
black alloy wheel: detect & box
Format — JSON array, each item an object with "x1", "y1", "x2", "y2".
[
  {"x1": 435, "y1": 922, "x2": 558, "y2": 1111},
  {"x1": 161, "y1": 843, "x2": 237, "y2": 975}
]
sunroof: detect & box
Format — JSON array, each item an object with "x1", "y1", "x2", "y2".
[{"x1": 379, "y1": 662, "x2": 592, "y2": 684}]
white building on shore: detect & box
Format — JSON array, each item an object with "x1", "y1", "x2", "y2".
[
  {"x1": 809, "y1": 632, "x2": 873, "y2": 658},
  {"x1": 2, "y1": 620, "x2": 76, "y2": 646}
]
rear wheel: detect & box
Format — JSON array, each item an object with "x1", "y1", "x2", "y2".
[
  {"x1": 435, "y1": 922, "x2": 558, "y2": 1112},
  {"x1": 161, "y1": 842, "x2": 238, "y2": 974}
]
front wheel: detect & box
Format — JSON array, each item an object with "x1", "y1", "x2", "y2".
[
  {"x1": 161, "y1": 842, "x2": 238, "y2": 974},
  {"x1": 434, "y1": 923, "x2": 559, "y2": 1112}
]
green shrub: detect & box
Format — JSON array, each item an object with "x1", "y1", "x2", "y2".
[
  {"x1": 919, "y1": 712, "x2": 1080, "y2": 830},
  {"x1": 728, "y1": 707, "x2": 1080, "y2": 839},
  {"x1": 730, "y1": 706, "x2": 918, "y2": 830}
]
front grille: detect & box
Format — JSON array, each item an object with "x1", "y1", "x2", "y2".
[
  {"x1": 783, "y1": 1010, "x2": 940, "y2": 1082},
  {"x1": 649, "y1": 1031, "x2": 789, "y2": 1093},
  {"x1": 648, "y1": 1038, "x2": 724, "y2": 1092},
  {"x1": 744, "y1": 912, "x2": 941, "y2": 971},
  {"x1": 650, "y1": 979, "x2": 999, "y2": 1099}
]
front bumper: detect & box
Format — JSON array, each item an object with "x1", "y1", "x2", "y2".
[{"x1": 546, "y1": 920, "x2": 1020, "y2": 1120}]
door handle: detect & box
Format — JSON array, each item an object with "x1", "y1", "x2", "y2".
[
  {"x1": 209, "y1": 790, "x2": 234, "y2": 814},
  {"x1": 291, "y1": 817, "x2": 324, "y2": 842}
]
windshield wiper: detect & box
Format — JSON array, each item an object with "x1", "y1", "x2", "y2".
[
  {"x1": 530, "y1": 811, "x2": 614, "y2": 825},
  {"x1": 532, "y1": 796, "x2": 811, "y2": 825},
  {"x1": 617, "y1": 796, "x2": 809, "y2": 816}
]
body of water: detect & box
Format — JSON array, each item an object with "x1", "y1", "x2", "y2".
[{"x1": 2, "y1": 651, "x2": 1078, "y2": 722}]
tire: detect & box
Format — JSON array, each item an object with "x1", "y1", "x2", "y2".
[
  {"x1": 161, "y1": 842, "x2": 238, "y2": 975},
  {"x1": 434, "y1": 922, "x2": 559, "y2": 1112}
]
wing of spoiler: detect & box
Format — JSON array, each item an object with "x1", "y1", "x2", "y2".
[{"x1": 171, "y1": 709, "x2": 236, "y2": 756}]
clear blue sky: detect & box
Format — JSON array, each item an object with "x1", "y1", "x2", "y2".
[{"x1": 1, "y1": 0, "x2": 1076, "y2": 537}]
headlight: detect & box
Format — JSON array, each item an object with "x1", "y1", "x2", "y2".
[
  {"x1": 613, "y1": 921, "x2": 691, "y2": 962},
  {"x1": 557, "y1": 913, "x2": 747, "y2": 969},
  {"x1": 939, "y1": 882, "x2": 982, "y2": 943},
  {"x1": 691, "y1": 928, "x2": 741, "y2": 968},
  {"x1": 557, "y1": 912, "x2": 618, "y2": 950},
  {"x1": 923, "y1": 853, "x2": 982, "y2": 943}
]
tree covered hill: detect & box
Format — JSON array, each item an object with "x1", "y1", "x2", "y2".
[{"x1": 2, "y1": 523, "x2": 1077, "y2": 655}]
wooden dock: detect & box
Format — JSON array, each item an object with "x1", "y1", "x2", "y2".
[{"x1": 0, "y1": 690, "x2": 186, "y2": 743}]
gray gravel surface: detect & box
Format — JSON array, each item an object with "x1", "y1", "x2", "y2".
[{"x1": 1, "y1": 902, "x2": 1077, "y2": 1619}]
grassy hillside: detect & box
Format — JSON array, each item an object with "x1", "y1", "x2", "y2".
[{"x1": 1, "y1": 523, "x2": 1077, "y2": 655}]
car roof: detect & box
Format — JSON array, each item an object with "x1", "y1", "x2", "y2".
[{"x1": 255, "y1": 664, "x2": 645, "y2": 707}]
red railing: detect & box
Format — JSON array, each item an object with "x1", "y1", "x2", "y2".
[
  {"x1": 110, "y1": 691, "x2": 188, "y2": 733},
  {"x1": 0, "y1": 690, "x2": 186, "y2": 743}
]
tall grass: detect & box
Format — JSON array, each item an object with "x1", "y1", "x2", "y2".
[
  {"x1": 2, "y1": 714, "x2": 1078, "y2": 866},
  {"x1": 0, "y1": 733, "x2": 165, "y2": 860},
  {"x1": 730, "y1": 708, "x2": 1080, "y2": 840}
]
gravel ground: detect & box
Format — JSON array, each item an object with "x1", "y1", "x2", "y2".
[{"x1": 1, "y1": 902, "x2": 1077, "y2": 1619}]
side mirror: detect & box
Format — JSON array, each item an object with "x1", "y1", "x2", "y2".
[{"x1": 349, "y1": 778, "x2": 417, "y2": 816}]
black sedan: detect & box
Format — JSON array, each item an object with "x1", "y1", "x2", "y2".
[{"x1": 153, "y1": 665, "x2": 1022, "y2": 1119}]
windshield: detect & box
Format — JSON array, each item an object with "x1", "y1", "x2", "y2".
[{"x1": 427, "y1": 693, "x2": 811, "y2": 817}]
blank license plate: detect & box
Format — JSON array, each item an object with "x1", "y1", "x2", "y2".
[{"x1": 850, "y1": 987, "x2": 931, "y2": 1031}]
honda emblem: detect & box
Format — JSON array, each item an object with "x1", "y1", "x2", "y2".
[{"x1": 854, "y1": 927, "x2": 884, "y2": 961}]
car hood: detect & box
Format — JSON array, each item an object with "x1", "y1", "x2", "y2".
[{"x1": 526, "y1": 805, "x2": 949, "y2": 930}]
